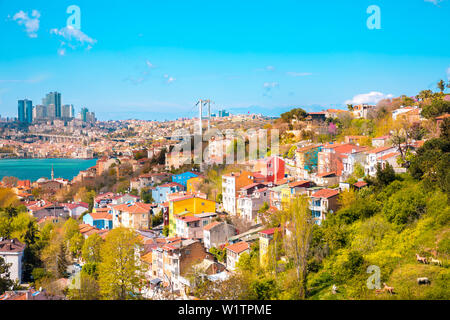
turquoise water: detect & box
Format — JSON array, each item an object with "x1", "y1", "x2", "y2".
[{"x1": 0, "y1": 158, "x2": 98, "y2": 182}]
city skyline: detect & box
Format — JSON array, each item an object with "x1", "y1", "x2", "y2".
[
  {"x1": 0, "y1": 0, "x2": 449, "y2": 121},
  {"x1": 15, "y1": 90, "x2": 95, "y2": 123}
]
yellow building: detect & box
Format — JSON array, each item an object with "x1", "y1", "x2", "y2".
[
  {"x1": 280, "y1": 186, "x2": 292, "y2": 205},
  {"x1": 259, "y1": 228, "x2": 281, "y2": 267},
  {"x1": 168, "y1": 196, "x2": 216, "y2": 236},
  {"x1": 186, "y1": 176, "x2": 204, "y2": 193}
]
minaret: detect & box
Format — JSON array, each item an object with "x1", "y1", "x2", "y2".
[{"x1": 51, "y1": 165, "x2": 54, "y2": 181}]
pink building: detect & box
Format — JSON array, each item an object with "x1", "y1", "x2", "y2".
[{"x1": 253, "y1": 156, "x2": 285, "y2": 184}]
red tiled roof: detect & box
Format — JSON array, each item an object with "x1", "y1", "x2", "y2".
[
  {"x1": 89, "y1": 211, "x2": 112, "y2": 220},
  {"x1": 166, "y1": 236, "x2": 182, "y2": 243},
  {"x1": 203, "y1": 221, "x2": 222, "y2": 231},
  {"x1": 159, "y1": 182, "x2": 184, "y2": 189},
  {"x1": 176, "y1": 215, "x2": 200, "y2": 223},
  {"x1": 0, "y1": 238, "x2": 26, "y2": 253},
  {"x1": 316, "y1": 171, "x2": 337, "y2": 178},
  {"x1": 354, "y1": 181, "x2": 368, "y2": 188},
  {"x1": 227, "y1": 241, "x2": 250, "y2": 254},
  {"x1": 380, "y1": 152, "x2": 400, "y2": 161},
  {"x1": 63, "y1": 202, "x2": 89, "y2": 210},
  {"x1": 259, "y1": 227, "x2": 282, "y2": 236},
  {"x1": 311, "y1": 189, "x2": 339, "y2": 199},
  {"x1": 240, "y1": 182, "x2": 263, "y2": 190},
  {"x1": 251, "y1": 172, "x2": 266, "y2": 179},
  {"x1": 288, "y1": 180, "x2": 310, "y2": 188},
  {"x1": 308, "y1": 112, "x2": 326, "y2": 115}
]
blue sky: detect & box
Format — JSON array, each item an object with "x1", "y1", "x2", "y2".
[{"x1": 0, "y1": 0, "x2": 449, "y2": 121}]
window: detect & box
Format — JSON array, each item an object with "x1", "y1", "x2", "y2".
[{"x1": 312, "y1": 211, "x2": 321, "y2": 218}]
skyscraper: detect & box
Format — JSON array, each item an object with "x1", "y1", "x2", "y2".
[
  {"x1": 80, "y1": 107, "x2": 88, "y2": 122},
  {"x1": 47, "y1": 104, "x2": 56, "y2": 119},
  {"x1": 18, "y1": 100, "x2": 25, "y2": 122},
  {"x1": 42, "y1": 92, "x2": 61, "y2": 118},
  {"x1": 218, "y1": 109, "x2": 229, "y2": 117},
  {"x1": 25, "y1": 100, "x2": 33, "y2": 123},
  {"x1": 34, "y1": 105, "x2": 47, "y2": 120},
  {"x1": 18, "y1": 99, "x2": 32, "y2": 123},
  {"x1": 86, "y1": 111, "x2": 96, "y2": 123},
  {"x1": 62, "y1": 104, "x2": 75, "y2": 119}
]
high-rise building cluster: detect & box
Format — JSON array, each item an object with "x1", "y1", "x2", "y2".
[
  {"x1": 17, "y1": 91, "x2": 96, "y2": 124},
  {"x1": 210, "y1": 109, "x2": 230, "y2": 118}
]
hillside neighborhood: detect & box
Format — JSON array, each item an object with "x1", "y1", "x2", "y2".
[{"x1": 1, "y1": 88, "x2": 449, "y2": 300}]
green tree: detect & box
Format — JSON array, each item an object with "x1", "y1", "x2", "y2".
[
  {"x1": 41, "y1": 232, "x2": 69, "y2": 278},
  {"x1": 98, "y1": 227, "x2": 144, "y2": 300},
  {"x1": 382, "y1": 185, "x2": 426, "y2": 228},
  {"x1": 281, "y1": 196, "x2": 314, "y2": 299},
  {"x1": 437, "y1": 79, "x2": 446, "y2": 93},
  {"x1": 63, "y1": 218, "x2": 83, "y2": 258},
  {"x1": 0, "y1": 256, "x2": 13, "y2": 294},
  {"x1": 375, "y1": 163, "x2": 396, "y2": 188},
  {"x1": 353, "y1": 163, "x2": 365, "y2": 179},
  {"x1": 209, "y1": 247, "x2": 226, "y2": 262},
  {"x1": 409, "y1": 125, "x2": 449, "y2": 193},
  {"x1": 67, "y1": 273, "x2": 100, "y2": 300},
  {"x1": 140, "y1": 188, "x2": 154, "y2": 204},
  {"x1": 421, "y1": 99, "x2": 450, "y2": 119}
]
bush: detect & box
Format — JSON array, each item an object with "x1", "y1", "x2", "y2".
[
  {"x1": 382, "y1": 186, "x2": 426, "y2": 228},
  {"x1": 31, "y1": 268, "x2": 48, "y2": 282}
]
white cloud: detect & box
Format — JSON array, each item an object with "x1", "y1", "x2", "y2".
[
  {"x1": 447, "y1": 67, "x2": 450, "y2": 80},
  {"x1": 266, "y1": 66, "x2": 275, "y2": 71},
  {"x1": 164, "y1": 74, "x2": 176, "y2": 84},
  {"x1": 345, "y1": 91, "x2": 394, "y2": 105},
  {"x1": 262, "y1": 82, "x2": 279, "y2": 98},
  {"x1": 125, "y1": 60, "x2": 157, "y2": 85},
  {"x1": 58, "y1": 48, "x2": 66, "y2": 56},
  {"x1": 286, "y1": 72, "x2": 313, "y2": 77},
  {"x1": 50, "y1": 26, "x2": 96, "y2": 55},
  {"x1": 424, "y1": 0, "x2": 444, "y2": 5},
  {"x1": 50, "y1": 26, "x2": 96, "y2": 45},
  {"x1": 12, "y1": 10, "x2": 40, "y2": 38},
  {"x1": 263, "y1": 82, "x2": 279, "y2": 89}
]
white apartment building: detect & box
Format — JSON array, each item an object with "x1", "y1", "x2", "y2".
[
  {"x1": 342, "y1": 151, "x2": 366, "y2": 178},
  {"x1": 364, "y1": 146, "x2": 398, "y2": 176},
  {"x1": 237, "y1": 188, "x2": 270, "y2": 224},
  {"x1": 0, "y1": 238, "x2": 26, "y2": 284}
]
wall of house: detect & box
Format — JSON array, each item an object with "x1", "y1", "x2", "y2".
[
  {"x1": 169, "y1": 198, "x2": 215, "y2": 236},
  {"x1": 172, "y1": 172, "x2": 198, "y2": 188},
  {"x1": 0, "y1": 251, "x2": 23, "y2": 283},
  {"x1": 179, "y1": 242, "x2": 207, "y2": 276}
]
